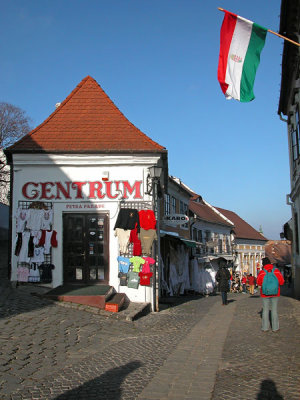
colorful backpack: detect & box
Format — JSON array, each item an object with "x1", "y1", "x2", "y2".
[{"x1": 262, "y1": 268, "x2": 279, "y2": 296}]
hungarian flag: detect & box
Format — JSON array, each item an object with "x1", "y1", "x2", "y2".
[{"x1": 218, "y1": 10, "x2": 267, "y2": 102}]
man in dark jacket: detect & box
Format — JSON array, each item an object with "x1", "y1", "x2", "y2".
[{"x1": 215, "y1": 258, "x2": 231, "y2": 305}]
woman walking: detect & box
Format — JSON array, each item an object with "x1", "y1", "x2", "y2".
[{"x1": 216, "y1": 258, "x2": 231, "y2": 305}]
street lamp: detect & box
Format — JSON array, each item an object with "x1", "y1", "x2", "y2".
[{"x1": 147, "y1": 165, "x2": 162, "y2": 312}]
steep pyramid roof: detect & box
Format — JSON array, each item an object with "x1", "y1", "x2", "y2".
[{"x1": 7, "y1": 76, "x2": 166, "y2": 153}]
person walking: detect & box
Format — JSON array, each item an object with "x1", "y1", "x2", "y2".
[
  {"x1": 256, "y1": 257, "x2": 284, "y2": 332},
  {"x1": 216, "y1": 258, "x2": 231, "y2": 305},
  {"x1": 241, "y1": 275, "x2": 247, "y2": 293},
  {"x1": 248, "y1": 273, "x2": 256, "y2": 295}
]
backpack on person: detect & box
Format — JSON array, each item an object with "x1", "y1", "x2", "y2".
[{"x1": 262, "y1": 268, "x2": 279, "y2": 296}]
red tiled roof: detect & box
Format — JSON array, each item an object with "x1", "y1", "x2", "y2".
[
  {"x1": 7, "y1": 76, "x2": 166, "y2": 153},
  {"x1": 265, "y1": 240, "x2": 291, "y2": 266},
  {"x1": 216, "y1": 207, "x2": 268, "y2": 241},
  {"x1": 189, "y1": 201, "x2": 233, "y2": 227}
]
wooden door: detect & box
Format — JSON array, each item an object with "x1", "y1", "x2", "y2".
[{"x1": 63, "y1": 213, "x2": 109, "y2": 284}]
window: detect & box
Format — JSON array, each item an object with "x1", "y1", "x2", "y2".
[
  {"x1": 198, "y1": 230, "x2": 203, "y2": 243},
  {"x1": 205, "y1": 230, "x2": 211, "y2": 242},
  {"x1": 291, "y1": 109, "x2": 300, "y2": 168},
  {"x1": 291, "y1": 128, "x2": 299, "y2": 162},
  {"x1": 179, "y1": 201, "x2": 188, "y2": 228},
  {"x1": 295, "y1": 212, "x2": 299, "y2": 254},
  {"x1": 180, "y1": 200, "x2": 184, "y2": 214},
  {"x1": 171, "y1": 196, "x2": 177, "y2": 214},
  {"x1": 193, "y1": 227, "x2": 197, "y2": 241},
  {"x1": 164, "y1": 193, "x2": 170, "y2": 215}
]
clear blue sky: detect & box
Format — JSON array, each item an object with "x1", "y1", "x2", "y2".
[{"x1": 0, "y1": 0, "x2": 291, "y2": 240}]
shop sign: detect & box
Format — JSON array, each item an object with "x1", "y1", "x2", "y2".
[
  {"x1": 163, "y1": 214, "x2": 189, "y2": 225},
  {"x1": 21, "y1": 180, "x2": 143, "y2": 201}
]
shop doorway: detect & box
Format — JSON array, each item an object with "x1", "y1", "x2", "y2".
[{"x1": 63, "y1": 213, "x2": 109, "y2": 284}]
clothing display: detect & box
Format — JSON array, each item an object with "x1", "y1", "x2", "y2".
[
  {"x1": 139, "y1": 228, "x2": 157, "y2": 255},
  {"x1": 26, "y1": 209, "x2": 44, "y2": 231},
  {"x1": 141, "y1": 257, "x2": 155, "y2": 273},
  {"x1": 127, "y1": 271, "x2": 140, "y2": 289},
  {"x1": 129, "y1": 256, "x2": 145, "y2": 272},
  {"x1": 38, "y1": 230, "x2": 58, "y2": 254},
  {"x1": 118, "y1": 272, "x2": 128, "y2": 286},
  {"x1": 14, "y1": 233, "x2": 23, "y2": 256},
  {"x1": 15, "y1": 203, "x2": 55, "y2": 283},
  {"x1": 114, "y1": 229, "x2": 131, "y2": 254},
  {"x1": 30, "y1": 247, "x2": 45, "y2": 263},
  {"x1": 129, "y1": 226, "x2": 142, "y2": 256},
  {"x1": 15, "y1": 207, "x2": 29, "y2": 233},
  {"x1": 167, "y1": 244, "x2": 190, "y2": 296},
  {"x1": 17, "y1": 266, "x2": 30, "y2": 282},
  {"x1": 114, "y1": 208, "x2": 140, "y2": 231},
  {"x1": 117, "y1": 256, "x2": 131, "y2": 273},
  {"x1": 41, "y1": 209, "x2": 53, "y2": 230},
  {"x1": 17, "y1": 231, "x2": 31, "y2": 263},
  {"x1": 138, "y1": 210, "x2": 156, "y2": 230},
  {"x1": 39, "y1": 264, "x2": 55, "y2": 283},
  {"x1": 139, "y1": 271, "x2": 153, "y2": 286},
  {"x1": 28, "y1": 266, "x2": 40, "y2": 283}
]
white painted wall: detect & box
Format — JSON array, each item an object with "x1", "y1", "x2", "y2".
[{"x1": 11, "y1": 153, "x2": 162, "y2": 304}]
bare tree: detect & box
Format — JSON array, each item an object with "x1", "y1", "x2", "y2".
[{"x1": 0, "y1": 102, "x2": 31, "y2": 204}]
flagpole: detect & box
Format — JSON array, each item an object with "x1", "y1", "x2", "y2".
[{"x1": 218, "y1": 7, "x2": 300, "y2": 47}]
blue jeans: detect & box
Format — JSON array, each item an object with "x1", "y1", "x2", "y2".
[
  {"x1": 221, "y1": 292, "x2": 227, "y2": 305},
  {"x1": 262, "y1": 297, "x2": 279, "y2": 331}
]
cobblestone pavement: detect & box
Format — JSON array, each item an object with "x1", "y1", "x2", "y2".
[
  {"x1": 0, "y1": 284, "x2": 299, "y2": 400},
  {"x1": 212, "y1": 290, "x2": 300, "y2": 400},
  {"x1": 0, "y1": 285, "x2": 218, "y2": 399}
]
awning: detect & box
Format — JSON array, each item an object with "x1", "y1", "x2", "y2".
[
  {"x1": 159, "y1": 231, "x2": 197, "y2": 248},
  {"x1": 160, "y1": 230, "x2": 180, "y2": 238},
  {"x1": 180, "y1": 239, "x2": 197, "y2": 248}
]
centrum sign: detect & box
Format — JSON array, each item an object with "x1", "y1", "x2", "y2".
[{"x1": 163, "y1": 214, "x2": 189, "y2": 225}]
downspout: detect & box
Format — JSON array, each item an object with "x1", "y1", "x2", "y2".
[{"x1": 279, "y1": 112, "x2": 288, "y2": 123}]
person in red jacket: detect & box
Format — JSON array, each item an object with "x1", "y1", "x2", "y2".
[
  {"x1": 241, "y1": 275, "x2": 247, "y2": 293},
  {"x1": 248, "y1": 274, "x2": 256, "y2": 295},
  {"x1": 256, "y1": 257, "x2": 284, "y2": 332}
]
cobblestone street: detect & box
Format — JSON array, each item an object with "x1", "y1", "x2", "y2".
[{"x1": 0, "y1": 283, "x2": 299, "y2": 400}]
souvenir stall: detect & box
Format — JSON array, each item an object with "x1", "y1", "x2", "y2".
[
  {"x1": 190, "y1": 256, "x2": 219, "y2": 295},
  {"x1": 160, "y1": 234, "x2": 190, "y2": 296}
]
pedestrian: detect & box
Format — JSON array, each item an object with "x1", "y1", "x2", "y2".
[
  {"x1": 215, "y1": 258, "x2": 231, "y2": 305},
  {"x1": 248, "y1": 273, "x2": 256, "y2": 295},
  {"x1": 256, "y1": 257, "x2": 285, "y2": 332},
  {"x1": 241, "y1": 275, "x2": 247, "y2": 293}
]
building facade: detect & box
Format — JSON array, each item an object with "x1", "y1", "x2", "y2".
[
  {"x1": 5, "y1": 76, "x2": 168, "y2": 308},
  {"x1": 216, "y1": 207, "x2": 267, "y2": 277},
  {"x1": 278, "y1": 0, "x2": 300, "y2": 298}
]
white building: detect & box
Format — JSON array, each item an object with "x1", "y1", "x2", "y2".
[{"x1": 5, "y1": 76, "x2": 168, "y2": 308}]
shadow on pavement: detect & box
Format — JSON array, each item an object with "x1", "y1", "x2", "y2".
[
  {"x1": 256, "y1": 379, "x2": 284, "y2": 400},
  {"x1": 227, "y1": 299, "x2": 236, "y2": 304},
  {"x1": 159, "y1": 294, "x2": 205, "y2": 310},
  {"x1": 53, "y1": 360, "x2": 142, "y2": 400}
]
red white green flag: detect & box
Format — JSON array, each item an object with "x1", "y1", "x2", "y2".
[{"x1": 218, "y1": 10, "x2": 267, "y2": 102}]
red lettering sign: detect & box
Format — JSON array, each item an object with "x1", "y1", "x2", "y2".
[
  {"x1": 21, "y1": 180, "x2": 143, "y2": 200},
  {"x1": 22, "y1": 182, "x2": 39, "y2": 200}
]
